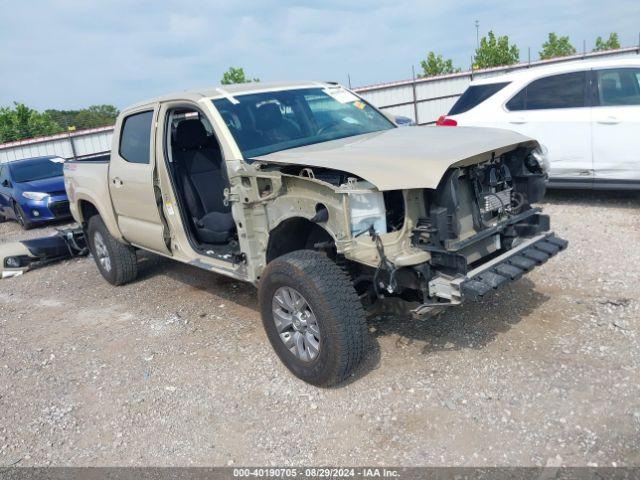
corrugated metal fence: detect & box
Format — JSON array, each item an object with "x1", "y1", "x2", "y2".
[
  {"x1": 0, "y1": 126, "x2": 113, "y2": 163},
  {"x1": 1, "y1": 46, "x2": 638, "y2": 163}
]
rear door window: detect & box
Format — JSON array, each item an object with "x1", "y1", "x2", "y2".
[
  {"x1": 506, "y1": 72, "x2": 587, "y2": 111},
  {"x1": 119, "y1": 111, "x2": 154, "y2": 164},
  {"x1": 448, "y1": 82, "x2": 509, "y2": 115},
  {"x1": 595, "y1": 68, "x2": 640, "y2": 106}
]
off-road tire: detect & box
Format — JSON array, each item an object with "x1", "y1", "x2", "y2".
[
  {"x1": 87, "y1": 215, "x2": 138, "y2": 286},
  {"x1": 259, "y1": 250, "x2": 367, "y2": 387}
]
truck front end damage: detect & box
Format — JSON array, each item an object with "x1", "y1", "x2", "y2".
[{"x1": 330, "y1": 145, "x2": 567, "y2": 316}]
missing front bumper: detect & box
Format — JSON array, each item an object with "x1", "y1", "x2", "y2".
[{"x1": 422, "y1": 232, "x2": 568, "y2": 308}]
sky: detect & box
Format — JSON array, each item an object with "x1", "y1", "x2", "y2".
[{"x1": 1, "y1": 0, "x2": 639, "y2": 110}]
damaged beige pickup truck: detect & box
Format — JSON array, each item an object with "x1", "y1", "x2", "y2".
[{"x1": 64, "y1": 82, "x2": 567, "y2": 386}]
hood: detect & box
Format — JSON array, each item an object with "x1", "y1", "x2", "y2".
[
  {"x1": 254, "y1": 126, "x2": 537, "y2": 191},
  {"x1": 17, "y1": 175, "x2": 66, "y2": 194}
]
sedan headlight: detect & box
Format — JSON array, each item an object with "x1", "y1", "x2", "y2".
[{"x1": 22, "y1": 191, "x2": 49, "y2": 201}]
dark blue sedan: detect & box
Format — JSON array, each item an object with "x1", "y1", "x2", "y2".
[{"x1": 0, "y1": 156, "x2": 71, "y2": 229}]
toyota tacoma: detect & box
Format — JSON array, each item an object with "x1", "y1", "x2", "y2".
[{"x1": 64, "y1": 82, "x2": 567, "y2": 386}]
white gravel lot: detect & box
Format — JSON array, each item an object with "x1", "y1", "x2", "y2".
[{"x1": 0, "y1": 189, "x2": 638, "y2": 467}]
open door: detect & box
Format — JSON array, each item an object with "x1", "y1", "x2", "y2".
[{"x1": 108, "y1": 105, "x2": 171, "y2": 254}]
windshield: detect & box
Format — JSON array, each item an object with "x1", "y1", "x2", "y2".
[
  {"x1": 212, "y1": 86, "x2": 395, "y2": 158},
  {"x1": 10, "y1": 157, "x2": 65, "y2": 183}
]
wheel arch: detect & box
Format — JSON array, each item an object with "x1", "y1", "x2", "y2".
[
  {"x1": 266, "y1": 216, "x2": 336, "y2": 264},
  {"x1": 73, "y1": 195, "x2": 126, "y2": 242}
]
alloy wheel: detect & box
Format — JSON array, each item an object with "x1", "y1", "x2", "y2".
[{"x1": 272, "y1": 286, "x2": 321, "y2": 362}]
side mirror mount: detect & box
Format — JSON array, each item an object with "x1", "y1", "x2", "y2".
[{"x1": 1, "y1": 179, "x2": 10, "y2": 188}]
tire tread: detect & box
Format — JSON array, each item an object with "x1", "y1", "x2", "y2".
[
  {"x1": 88, "y1": 216, "x2": 138, "y2": 286},
  {"x1": 260, "y1": 250, "x2": 367, "y2": 386}
]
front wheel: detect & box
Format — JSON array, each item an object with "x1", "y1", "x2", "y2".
[
  {"x1": 259, "y1": 250, "x2": 367, "y2": 387},
  {"x1": 13, "y1": 203, "x2": 33, "y2": 230},
  {"x1": 87, "y1": 215, "x2": 138, "y2": 286}
]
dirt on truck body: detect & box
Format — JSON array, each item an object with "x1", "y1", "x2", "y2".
[{"x1": 63, "y1": 81, "x2": 566, "y2": 386}]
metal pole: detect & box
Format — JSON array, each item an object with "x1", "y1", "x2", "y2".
[
  {"x1": 583, "y1": 39, "x2": 586, "y2": 58},
  {"x1": 347, "y1": 73, "x2": 352, "y2": 89},
  {"x1": 68, "y1": 131, "x2": 77, "y2": 160},
  {"x1": 411, "y1": 66, "x2": 419, "y2": 125},
  {"x1": 528, "y1": 47, "x2": 531, "y2": 66},
  {"x1": 475, "y1": 20, "x2": 479, "y2": 49}
]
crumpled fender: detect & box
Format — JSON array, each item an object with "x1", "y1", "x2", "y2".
[{"x1": 0, "y1": 227, "x2": 88, "y2": 279}]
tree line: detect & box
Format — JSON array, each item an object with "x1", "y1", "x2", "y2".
[
  {"x1": 0, "y1": 104, "x2": 119, "y2": 143},
  {"x1": 419, "y1": 31, "x2": 621, "y2": 77}
]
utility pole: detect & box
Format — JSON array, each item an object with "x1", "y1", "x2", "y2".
[
  {"x1": 411, "y1": 65, "x2": 419, "y2": 125},
  {"x1": 475, "y1": 20, "x2": 480, "y2": 49}
]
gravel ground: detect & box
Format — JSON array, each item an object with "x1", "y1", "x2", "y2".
[{"x1": 0, "y1": 190, "x2": 639, "y2": 467}]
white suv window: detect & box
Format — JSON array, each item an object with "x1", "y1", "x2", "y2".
[
  {"x1": 596, "y1": 68, "x2": 640, "y2": 106},
  {"x1": 448, "y1": 82, "x2": 510, "y2": 115},
  {"x1": 506, "y1": 71, "x2": 587, "y2": 111}
]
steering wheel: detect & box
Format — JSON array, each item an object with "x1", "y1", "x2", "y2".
[{"x1": 317, "y1": 120, "x2": 343, "y2": 135}]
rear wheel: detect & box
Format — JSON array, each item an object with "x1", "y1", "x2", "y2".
[
  {"x1": 87, "y1": 215, "x2": 138, "y2": 286},
  {"x1": 259, "y1": 250, "x2": 367, "y2": 387}
]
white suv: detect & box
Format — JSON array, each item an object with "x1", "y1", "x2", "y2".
[{"x1": 437, "y1": 58, "x2": 640, "y2": 189}]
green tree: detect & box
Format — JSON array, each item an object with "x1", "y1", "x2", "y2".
[
  {"x1": 0, "y1": 102, "x2": 63, "y2": 143},
  {"x1": 594, "y1": 32, "x2": 620, "y2": 51},
  {"x1": 419, "y1": 51, "x2": 460, "y2": 77},
  {"x1": 43, "y1": 109, "x2": 79, "y2": 129},
  {"x1": 539, "y1": 32, "x2": 576, "y2": 59},
  {"x1": 220, "y1": 67, "x2": 259, "y2": 85},
  {"x1": 473, "y1": 31, "x2": 519, "y2": 69},
  {"x1": 45, "y1": 105, "x2": 119, "y2": 130},
  {"x1": 74, "y1": 105, "x2": 119, "y2": 128}
]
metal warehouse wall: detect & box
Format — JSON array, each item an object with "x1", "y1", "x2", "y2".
[
  {"x1": 354, "y1": 46, "x2": 640, "y2": 125},
  {"x1": 0, "y1": 46, "x2": 638, "y2": 162},
  {"x1": 0, "y1": 126, "x2": 113, "y2": 163}
]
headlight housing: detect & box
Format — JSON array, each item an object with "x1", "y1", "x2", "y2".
[
  {"x1": 529, "y1": 145, "x2": 550, "y2": 174},
  {"x1": 22, "y1": 191, "x2": 49, "y2": 201}
]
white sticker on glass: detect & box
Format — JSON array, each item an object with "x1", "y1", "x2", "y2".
[{"x1": 323, "y1": 86, "x2": 359, "y2": 104}]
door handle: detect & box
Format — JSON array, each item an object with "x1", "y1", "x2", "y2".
[
  {"x1": 112, "y1": 177, "x2": 124, "y2": 187},
  {"x1": 597, "y1": 116, "x2": 619, "y2": 125},
  {"x1": 509, "y1": 117, "x2": 527, "y2": 124}
]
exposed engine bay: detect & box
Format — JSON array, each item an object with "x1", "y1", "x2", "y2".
[{"x1": 265, "y1": 144, "x2": 565, "y2": 316}]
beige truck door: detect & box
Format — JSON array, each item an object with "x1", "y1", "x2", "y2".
[{"x1": 108, "y1": 106, "x2": 170, "y2": 254}]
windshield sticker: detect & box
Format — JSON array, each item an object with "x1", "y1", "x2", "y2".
[
  {"x1": 323, "y1": 86, "x2": 359, "y2": 104},
  {"x1": 353, "y1": 100, "x2": 366, "y2": 110}
]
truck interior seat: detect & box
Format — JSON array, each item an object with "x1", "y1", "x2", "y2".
[
  {"x1": 254, "y1": 103, "x2": 301, "y2": 143},
  {"x1": 174, "y1": 119, "x2": 235, "y2": 245}
]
